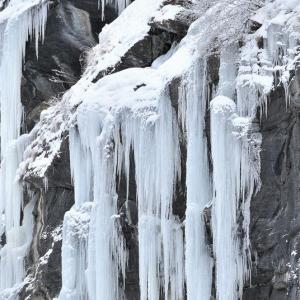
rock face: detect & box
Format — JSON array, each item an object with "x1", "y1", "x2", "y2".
[
  {"x1": 5, "y1": 0, "x2": 300, "y2": 299},
  {"x1": 244, "y1": 75, "x2": 300, "y2": 299},
  {"x1": 20, "y1": 135, "x2": 73, "y2": 299},
  {"x1": 22, "y1": 0, "x2": 97, "y2": 131}
]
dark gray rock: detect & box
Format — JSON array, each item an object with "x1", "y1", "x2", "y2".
[
  {"x1": 92, "y1": 27, "x2": 182, "y2": 83},
  {"x1": 22, "y1": 1, "x2": 98, "y2": 131},
  {"x1": 20, "y1": 133, "x2": 74, "y2": 298},
  {"x1": 243, "y1": 74, "x2": 300, "y2": 299},
  {"x1": 19, "y1": 187, "x2": 74, "y2": 300},
  {"x1": 149, "y1": 6, "x2": 197, "y2": 37}
]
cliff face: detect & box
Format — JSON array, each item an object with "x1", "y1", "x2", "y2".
[
  {"x1": 1, "y1": 0, "x2": 300, "y2": 299},
  {"x1": 245, "y1": 75, "x2": 300, "y2": 299}
]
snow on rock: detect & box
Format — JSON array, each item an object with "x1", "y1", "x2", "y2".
[
  {"x1": 150, "y1": 3, "x2": 197, "y2": 37},
  {"x1": 152, "y1": 4, "x2": 185, "y2": 23},
  {"x1": 20, "y1": 99, "x2": 71, "y2": 181},
  {"x1": 243, "y1": 0, "x2": 300, "y2": 114},
  {"x1": 85, "y1": 0, "x2": 165, "y2": 83},
  {"x1": 210, "y1": 95, "x2": 236, "y2": 115}
]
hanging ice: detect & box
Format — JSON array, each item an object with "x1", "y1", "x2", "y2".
[
  {"x1": 0, "y1": 0, "x2": 48, "y2": 298},
  {"x1": 0, "y1": 0, "x2": 47, "y2": 156},
  {"x1": 59, "y1": 65, "x2": 185, "y2": 299},
  {"x1": 126, "y1": 89, "x2": 184, "y2": 300},
  {"x1": 59, "y1": 110, "x2": 127, "y2": 300},
  {"x1": 210, "y1": 46, "x2": 260, "y2": 300},
  {"x1": 100, "y1": 0, "x2": 131, "y2": 20},
  {"x1": 59, "y1": 202, "x2": 94, "y2": 300},
  {"x1": 179, "y1": 61, "x2": 213, "y2": 300},
  {"x1": 211, "y1": 95, "x2": 242, "y2": 300}
]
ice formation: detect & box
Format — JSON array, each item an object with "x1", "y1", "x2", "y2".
[
  {"x1": 179, "y1": 62, "x2": 213, "y2": 300},
  {"x1": 59, "y1": 65, "x2": 186, "y2": 299},
  {"x1": 209, "y1": 41, "x2": 261, "y2": 300},
  {"x1": 28, "y1": 1, "x2": 266, "y2": 299},
  {"x1": 3, "y1": 0, "x2": 300, "y2": 299},
  {"x1": 0, "y1": 0, "x2": 47, "y2": 298},
  {"x1": 100, "y1": 0, "x2": 131, "y2": 20},
  {"x1": 208, "y1": 2, "x2": 300, "y2": 296}
]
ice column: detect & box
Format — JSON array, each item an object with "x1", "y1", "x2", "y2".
[
  {"x1": 179, "y1": 61, "x2": 213, "y2": 300},
  {"x1": 210, "y1": 46, "x2": 260, "y2": 300},
  {"x1": 59, "y1": 202, "x2": 93, "y2": 300},
  {"x1": 121, "y1": 90, "x2": 184, "y2": 300},
  {"x1": 63, "y1": 85, "x2": 185, "y2": 300},
  {"x1": 0, "y1": 1, "x2": 47, "y2": 158},
  {"x1": 210, "y1": 95, "x2": 241, "y2": 300},
  {"x1": 60, "y1": 109, "x2": 127, "y2": 300}
]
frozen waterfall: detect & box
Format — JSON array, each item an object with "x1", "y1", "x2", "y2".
[
  {"x1": 210, "y1": 46, "x2": 261, "y2": 300},
  {"x1": 179, "y1": 61, "x2": 213, "y2": 300},
  {"x1": 58, "y1": 2, "x2": 263, "y2": 298},
  {"x1": 0, "y1": 0, "x2": 47, "y2": 298},
  {"x1": 0, "y1": 0, "x2": 272, "y2": 299},
  {"x1": 60, "y1": 67, "x2": 185, "y2": 300}
]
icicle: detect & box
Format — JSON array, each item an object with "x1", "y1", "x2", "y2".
[
  {"x1": 0, "y1": 1, "x2": 48, "y2": 297},
  {"x1": 0, "y1": 1, "x2": 48, "y2": 158},
  {"x1": 0, "y1": 134, "x2": 37, "y2": 298},
  {"x1": 0, "y1": 197, "x2": 36, "y2": 300},
  {"x1": 179, "y1": 60, "x2": 213, "y2": 300},
  {"x1": 211, "y1": 96, "x2": 259, "y2": 300},
  {"x1": 210, "y1": 96, "x2": 241, "y2": 300},
  {"x1": 124, "y1": 89, "x2": 183, "y2": 300},
  {"x1": 266, "y1": 22, "x2": 288, "y2": 66},
  {"x1": 61, "y1": 75, "x2": 184, "y2": 299},
  {"x1": 100, "y1": 0, "x2": 131, "y2": 20},
  {"x1": 59, "y1": 203, "x2": 93, "y2": 300},
  {"x1": 210, "y1": 46, "x2": 261, "y2": 300},
  {"x1": 60, "y1": 108, "x2": 127, "y2": 300},
  {"x1": 85, "y1": 116, "x2": 127, "y2": 300}
]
